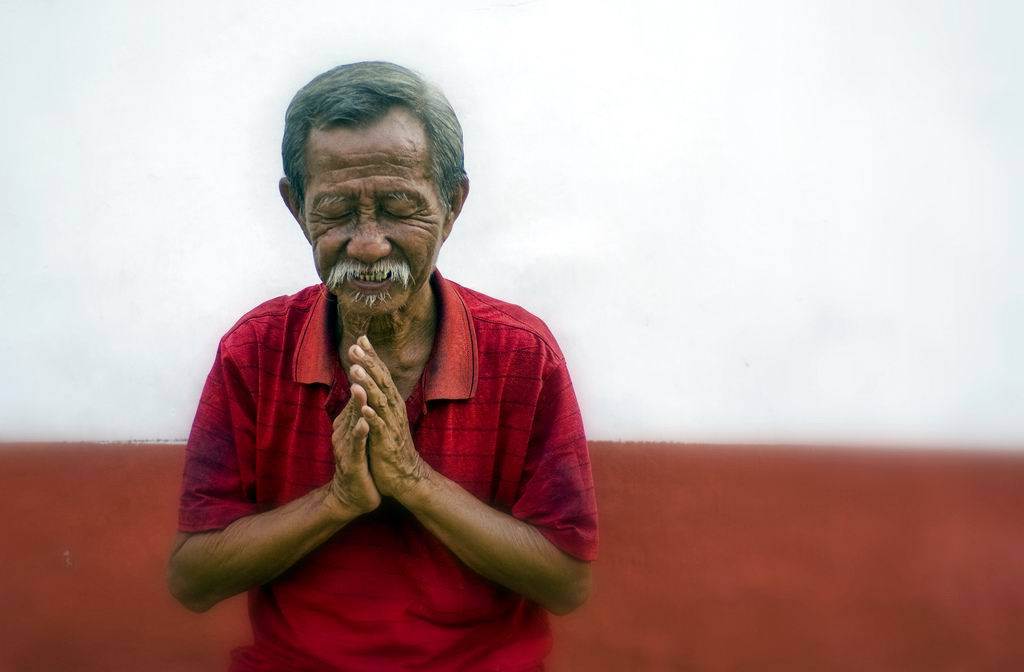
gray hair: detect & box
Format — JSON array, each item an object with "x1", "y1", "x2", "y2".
[{"x1": 282, "y1": 61, "x2": 466, "y2": 211}]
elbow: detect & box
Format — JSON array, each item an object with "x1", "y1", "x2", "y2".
[
  {"x1": 167, "y1": 569, "x2": 210, "y2": 613},
  {"x1": 168, "y1": 573, "x2": 215, "y2": 613},
  {"x1": 176, "y1": 594, "x2": 215, "y2": 614},
  {"x1": 167, "y1": 556, "x2": 216, "y2": 613},
  {"x1": 546, "y1": 586, "x2": 589, "y2": 616},
  {"x1": 545, "y1": 564, "x2": 591, "y2": 616}
]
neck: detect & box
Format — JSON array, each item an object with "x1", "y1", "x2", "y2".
[{"x1": 336, "y1": 277, "x2": 437, "y2": 372}]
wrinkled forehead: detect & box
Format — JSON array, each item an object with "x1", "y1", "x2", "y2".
[
  {"x1": 305, "y1": 107, "x2": 430, "y2": 170},
  {"x1": 302, "y1": 155, "x2": 435, "y2": 207},
  {"x1": 306, "y1": 150, "x2": 426, "y2": 181},
  {"x1": 305, "y1": 138, "x2": 433, "y2": 203}
]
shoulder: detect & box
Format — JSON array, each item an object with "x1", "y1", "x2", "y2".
[
  {"x1": 218, "y1": 284, "x2": 323, "y2": 355},
  {"x1": 446, "y1": 278, "x2": 567, "y2": 367}
]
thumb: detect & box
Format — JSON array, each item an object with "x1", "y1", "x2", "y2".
[
  {"x1": 332, "y1": 399, "x2": 351, "y2": 431},
  {"x1": 351, "y1": 417, "x2": 370, "y2": 466}
]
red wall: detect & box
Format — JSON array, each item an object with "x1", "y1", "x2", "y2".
[{"x1": 3, "y1": 442, "x2": 1023, "y2": 671}]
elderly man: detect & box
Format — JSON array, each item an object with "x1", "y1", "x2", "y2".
[{"x1": 168, "y1": 61, "x2": 597, "y2": 671}]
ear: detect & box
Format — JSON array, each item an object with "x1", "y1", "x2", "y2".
[
  {"x1": 441, "y1": 177, "x2": 470, "y2": 243},
  {"x1": 279, "y1": 177, "x2": 309, "y2": 243}
]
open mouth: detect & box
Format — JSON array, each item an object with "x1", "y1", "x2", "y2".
[{"x1": 349, "y1": 270, "x2": 393, "y2": 289}]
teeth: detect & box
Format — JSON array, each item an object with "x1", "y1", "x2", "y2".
[{"x1": 352, "y1": 271, "x2": 390, "y2": 282}]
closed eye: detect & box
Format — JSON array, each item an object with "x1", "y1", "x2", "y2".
[
  {"x1": 319, "y1": 211, "x2": 355, "y2": 222},
  {"x1": 308, "y1": 207, "x2": 357, "y2": 229},
  {"x1": 380, "y1": 192, "x2": 422, "y2": 218},
  {"x1": 309, "y1": 193, "x2": 357, "y2": 222}
]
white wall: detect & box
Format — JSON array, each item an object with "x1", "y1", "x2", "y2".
[{"x1": 1, "y1": 1, "x2": 1021, "y2": 445}]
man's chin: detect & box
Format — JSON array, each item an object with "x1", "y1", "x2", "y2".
[{"x1": 333, "y1": 286, "x2": 403, "y2": 314}]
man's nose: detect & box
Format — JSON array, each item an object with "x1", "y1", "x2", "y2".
[{"x1": 345, "y1": 218, "x2": 392, "y2": 265}]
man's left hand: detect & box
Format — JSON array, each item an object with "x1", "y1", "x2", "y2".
[{"x1": 347, "y1": 336, "x2": 433, "y2": 500}]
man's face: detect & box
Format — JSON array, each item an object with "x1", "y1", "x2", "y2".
[{"x1": 294, "y1": 107, "x2": 457, "y2": 316}]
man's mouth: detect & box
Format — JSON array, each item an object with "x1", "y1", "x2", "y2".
[
  {"x1": 349, "y1": 270, "x2": 394, "y2": 289},
  {"x1": 325, "y1": 258, "x2": 411, "y2": 298}
]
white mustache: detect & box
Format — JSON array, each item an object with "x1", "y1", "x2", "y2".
[{"x1": 325, "y1": 258, "x2": 412, "y2": 308}]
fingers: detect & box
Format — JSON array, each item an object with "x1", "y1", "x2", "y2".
[
  {"x1": 348, "y1": 337, "x2": 398, "y2": 397},
  {"x1": 350, "y1": 364, "x2": 391, "y2": 411},
  {"x1": 331, "y1": 387, "x2": 368, "y2": 458},
  {"x1": 332, "y1": 399, "x2": 369, "y2": 477},
  {"x1": 361, "y1": 404, "x2": 384, "y2": 428},
  {"x1": 349, "y1": 416, "x2": 370, "y2": 463},
  {"x1": 331, "y1": 400, "x2": 356, "y2": 449},
  {"x1": 360, "y1": 404, "x2": 388, "y2": 446},
  {"x1": 332, "y1": 396, "x2": 352, "y2": 431},
  {"x1": 353, "y1": 415, "x2": 370, "y2": 439},
  {"x1": 359, "y1": 336, "x2": 387, "y2": 366},
  {"x1": 332, "y1": 383, "x2": 369, "y2": 440},
  {"x1": 351, "y1": 383, "x2": 368, "y2": 408},
  {"x1": 352, "y1": 417, "x2": 369, "y2": 462}
]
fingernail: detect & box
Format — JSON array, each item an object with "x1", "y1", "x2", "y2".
[
  {"x1": 359, "y1": 335, "x2": 371, "y2": 349},
  {"x1": 353, "y1": 345, "x2": 365, "y2": 358},
  {"x1": 351, "y1": 365, "x2": 364, "y2": 379}
]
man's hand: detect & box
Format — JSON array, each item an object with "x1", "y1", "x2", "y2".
[
  {"x1": 347, "y1": 335, "x2": 432, "y2": 499},
  {"x1": 324, "y1": 393, "x2": 381, "y2": 518},
  {"x1": 168, "y1": 394, "x2": 379, "y2": 613},
  {"x1": 346, "y1": 335, "x2": 589, "y2": 614}
]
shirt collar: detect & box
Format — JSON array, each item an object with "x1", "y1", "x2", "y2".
[{"x1": 293, "y1": 268, "x2": 478, "y2": 401}]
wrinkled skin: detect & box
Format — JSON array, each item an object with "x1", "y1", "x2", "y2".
[
  {"x1": 347, "y1": 335, "x2": 432, "y2": 499},
  {"x1": 325, "y1": 388, "x2": 380, "y2": 517},
  {"x1": 280, "y1": 106, "x2": 465, "y2": 349}
]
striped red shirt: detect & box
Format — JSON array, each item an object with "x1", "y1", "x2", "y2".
[{"x1": 178, "y1": 269, "x2": 598, "y2": 671}]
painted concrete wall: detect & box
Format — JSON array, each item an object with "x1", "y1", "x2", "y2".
[
  {"x1": 2, "y1": 1, "x2": 1021, "y2": 444},
  {"x1": 5, "y1": 442, "x2": 1024, "y2": 669}
]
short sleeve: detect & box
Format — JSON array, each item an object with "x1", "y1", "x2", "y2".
[
  {"x1": 177, "y1": 330, "x2": 260, "y2": 532},
  {"x1": 511, "y1": 357, "x2": 598, "y2": 561}
]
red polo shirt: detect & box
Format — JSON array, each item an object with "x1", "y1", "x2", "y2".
[{"x1": 178, "y1": 269, "x2": 598, "y2": 672}]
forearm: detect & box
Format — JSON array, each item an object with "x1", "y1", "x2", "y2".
[
  {"x1": 346, "y1": 336, "x2": 591, "y2": 614},
  {"x1": 398, "y1": 468, "x2": 591, "y2": 615},
  {"x1": 167, "y1": 484, "x2": 355, "y2": 612}
]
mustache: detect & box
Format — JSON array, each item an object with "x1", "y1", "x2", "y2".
[{"x1": 325, "y1": 258, "x2": 412, "y2": 293}]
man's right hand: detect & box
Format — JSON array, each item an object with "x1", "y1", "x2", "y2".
[
  {"x1": 170, "y1": 388, "x2": 381, "y2": 613},
  {"x1": 324, "y1": 386, "x2": 381, "y2": 519}
]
